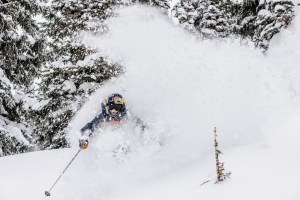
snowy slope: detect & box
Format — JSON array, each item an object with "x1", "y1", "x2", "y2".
[
  {"x1": 1, "y1": 4, "x2": 300, "y2": 200},
  {"x1": 0, "y1": 149, "x2": 76, "y2": 200}
]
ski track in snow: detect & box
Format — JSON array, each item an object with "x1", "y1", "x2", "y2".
[{"x1": 1, "y1": 5, "x2": 300, "y2": 200}]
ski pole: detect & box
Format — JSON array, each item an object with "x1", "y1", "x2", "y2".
[{"x1": 45, "y1": 148, "x2": 82, "y2": 196}]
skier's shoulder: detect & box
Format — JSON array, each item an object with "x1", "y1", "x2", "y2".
[{"x1": 94, "y1": 109, "x2": 107, "y2": 121}]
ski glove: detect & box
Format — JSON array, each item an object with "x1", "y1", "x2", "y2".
[{"x1": 79, "y1": 139, "x2": 89, "y2": 150}]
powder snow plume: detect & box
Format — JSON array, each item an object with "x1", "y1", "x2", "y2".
[{"x1": 62, "y1": 5, "x2": 300, "y2": 200}]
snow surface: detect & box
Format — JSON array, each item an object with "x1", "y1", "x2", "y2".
[
  {"x1": 257, "y1": 9, "x2": 272, "y2": 17},
  {"x1": 1, "y1": 4, "x2": 300, "y2": 200}
]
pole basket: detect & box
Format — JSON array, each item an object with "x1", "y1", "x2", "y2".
[{"x1": 45, "y1": 191, "x2": 51, "y2": 196}]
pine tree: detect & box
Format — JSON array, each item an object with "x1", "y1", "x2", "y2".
[
  {"x1": 0, "y1": 69, "x2": 30, "y2": 156},
  {"x1": 194, "y1": 1, "x2": 230, "y2": 38},
  {"x1": 229, "y1": 0, "x2": 294, "y2": 50},
  {"x1": 30, "y1": 0, "x2": 124, "y2": 149},
  {"x1": 172, "y1": 0, "x2": 231, "y2": 38},
  {"x1": 137, "y1": 0, "x2": 170, "y2": 10},
  {"x1": 253, "y1": 0, "x2": 294, "y2": 50},
  {"x1": 172, "y1": 0, "x2": 294, "y2": 50},
  {"x1": 43, "y1": 0, "x2": 114, "y2": 69},
  {"x1": 0, "y1": 69, "x2": 33, "y2": 156},
  {"x1": 0, "y1": 0, "x2": 45, "y2": 88},
  {"x1": 0, "y1": 0, "x2": 45, "y2": 156},
  {"x1": 172, "y1": 0, "x2": 198, "y2": 32}
]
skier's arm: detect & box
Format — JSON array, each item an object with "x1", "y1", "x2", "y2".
[
  {"x1": 79, "y1": 114, "x2": 105, "y2": 149},
  {"x1": 80, "y1": 113, "x2": 106, "y2": 133}
]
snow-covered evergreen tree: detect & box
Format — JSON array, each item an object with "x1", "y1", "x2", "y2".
[
  {"x1": 137, "y1": 0, "x2": 170, "y2": 10},
  {"x1": 0, "y1": 0, "x2": 45, "y2": 156},
  {"x1": 172, "y1": 0, "x2": 231, "y2": 38},
  {"x1": 172, "y1": 0, "x2": 198, "y2": 31},
  {"x1": 233, "y1": 0, "x2": 294, "y2": 50},
  {"x1": 172, "y1": 0, "x2": 294, "y2": 50},
  {"x1": 0, "y1": 69, "x2": 32, "y2": 156},
  {"x1": 0, "y1": 0, "x2": 45, "y2": 88},
  {"x1": 253, "y1": 0, "x2": 294, "y2": 50},
  {"x1": 194, "y1": 0, "x2": 230, "y2": 38},
  {"x1": 29, "y1": 0, "x2": 124, "y2": 149},
  {"x1": 43, "y1": 0, "x2": 117, "y2": 68}
]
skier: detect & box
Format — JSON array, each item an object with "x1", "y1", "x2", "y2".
[{"x1": 79, "y1": 93, "x2": 143, "y2": 149}]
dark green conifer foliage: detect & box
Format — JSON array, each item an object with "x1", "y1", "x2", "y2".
[
  {"x1": 172, "y1": 0, "x2": 294, "y2": 50},
  {"x1": 0, "y1": 129, "x2": 34, "y2": 156},
  {"x1": 137, "y1": 0, "x2": 170, "y2": 10},
  {"x1": 173, "y1": 0, "x2": 230, "y2": 38},
  {"x1": 0, "y1": 72, "x2": 31, "y2": 156},
  {"x1": 253, "y1": 0, "x2": 294, "y2": 50},
  {"x1": 172, "y1": 0, "x2": 198, "y2": 32},
  {"x1": 31, "y1": 0, "x2": 124, "y2": 149},
  {"x1": 194, "y1": 0, "x2": 230, "y2": 38},
  {"x1": 0, "y1": 0, "x2": 45, "y2": 156},
  {"x1": 0, "y1": 0, "x2": 45, "y2": 88}
]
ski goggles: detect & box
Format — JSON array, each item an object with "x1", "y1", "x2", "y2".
[{"x1": 109, "y1": 104, "x2": 122, "y2": 111}]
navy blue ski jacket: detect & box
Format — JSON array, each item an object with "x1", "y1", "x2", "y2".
[{"x1": 80, "y1": 102, "x2": 127, "y2": 133}]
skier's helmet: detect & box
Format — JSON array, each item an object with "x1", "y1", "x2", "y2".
[{"x1": 106, "y1": 93, "x2": 125, "y2": 116}]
